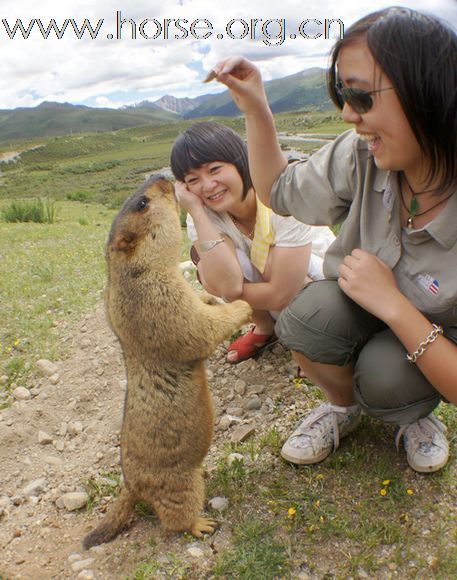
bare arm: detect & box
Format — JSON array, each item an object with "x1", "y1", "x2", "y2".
[
  {"x1": 239, "y1": 245, "x2": 311, "y2": 311},
  {"x1": 176, "y1": 181, "x2": 244, "y2": 299},
  {"x1": 213, "y1": 57, "x2": 288, "y2": 206}
]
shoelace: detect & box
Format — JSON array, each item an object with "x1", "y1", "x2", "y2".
[
  {"x1": 293, "y1": 404, "x2": 353, "y2": 451},
  {"x1": 395, "y1": 414, "x2": 447, "y2": 452}
]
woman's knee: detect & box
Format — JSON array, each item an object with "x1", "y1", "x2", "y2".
[
  {"x1": 354, "y1": 330, "x2": 441, "y2": 423},
  {"x1": 275, "y1": 280, "x2": 383, "y2": 365}
]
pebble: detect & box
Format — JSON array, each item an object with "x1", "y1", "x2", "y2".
[
  {"x1": 227, "y1": 453, "x2": 244, "y2": 465},
  {"x1": 38, "y1": 431, "x2": 53, "y2": 445},
  {"x1": 234, "y1": 379, "x2": 246, "y2": 396},
  {"x1": 22, "y1": 478, "x2": 48, "y2": 497},
  {"x1": 226, "y1": 406, "x2": 244, "y2": 417},
  {"x1": 77, "y1": 571, "x2": 95, "y2": 580},
  {"x1": 54, "y1": 440, "x2": 65, "y2": 452},
  {"x1": 68, "y1": 421, "x2": 83, "y2": 436},
  {"x1": 36, "y1": 359, "x2": 58, "y2": 377},
  {"x1": 208, "y1": 496, "x2": 229, "y2": 511},
  {"x1": 61, "y1": 492, "x2": 89, "y2": 511},
  {"x1": 71, "y1": 558, "x2": 95, "y2": 572},
  {"x1": 244, "y1": 397, "x2": 262, "y2": 411},
  {"x1": 187, "y1": 546, "x2": 204, "y2": 558},
  {"x1": 12, "y1": 386, "x2": 31, "y2": 400}
]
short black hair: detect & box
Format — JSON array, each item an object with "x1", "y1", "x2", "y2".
[
  {"x1": 327, "y1": 7, "x2": 457, "y2": 192},
  {"x1": 170, "y1": 121, "x2": 253, "y2": 198}
]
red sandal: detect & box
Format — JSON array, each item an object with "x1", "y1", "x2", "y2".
[{"x1": 227, "y1": 328, "x2": 277, "y2": 364}]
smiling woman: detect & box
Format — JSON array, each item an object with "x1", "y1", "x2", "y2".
[
  {"x1": 208, "y1": 6, "x2": 457, "y2": 474},
  {"x1": 170, "y1": 121, "x2": 335, "y2": 365}
]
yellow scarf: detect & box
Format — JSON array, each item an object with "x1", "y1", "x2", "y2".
[{"x1": 250, "y1": 197, "x2": 274, "y2": 273}]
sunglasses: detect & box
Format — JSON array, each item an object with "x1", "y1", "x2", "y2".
[{"x1": 334, "y1": 81, "x2": 394, "y2": 114}]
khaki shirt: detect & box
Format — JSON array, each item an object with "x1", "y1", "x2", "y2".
[{"x1": 270, "y1": 129, "x2": 457, "y2": 327}]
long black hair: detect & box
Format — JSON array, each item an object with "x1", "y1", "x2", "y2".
[{"x1": 328, "y1": 6, "x2": 457, "y2": 192}]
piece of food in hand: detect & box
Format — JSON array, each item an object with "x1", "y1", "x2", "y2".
[{"x1": 203, "y1": 70, "x2": 217, "y2": 83}]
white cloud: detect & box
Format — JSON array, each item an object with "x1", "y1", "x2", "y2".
[{"x1": 0, "y1": 0, "x2": 455, "y2": 109}]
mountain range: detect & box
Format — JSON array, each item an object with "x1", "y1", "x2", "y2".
[{"x1": 0, "y1": 67, "x2": 332, "y2": 142}]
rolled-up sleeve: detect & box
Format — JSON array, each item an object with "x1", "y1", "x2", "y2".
[{"x1": 270, "y1": 129, "x2": 358, "y2": 226}]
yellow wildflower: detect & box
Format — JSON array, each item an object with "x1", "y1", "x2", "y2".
[
  {"x1": 380, "y1": 488, "x2": 387, "y2": 496},
  {"x1": 287, "y1": 507, "x2": 297, "y2": 519},
  {"x1": 406, "y1": 489, "x2": 414, "y2": 495},
  {"x1": 315, "y1": 499, "x2": 320, "y2": 508},
  {"x1": 382, "y1": 479, "x2": 391, "y2": 486}
]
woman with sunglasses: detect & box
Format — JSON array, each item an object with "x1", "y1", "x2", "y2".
[
  {"x1": 171, "y1": 121, "x2": 335, "y2": 364},
  {"x1": 208, "y1": 6, "x2": 457, "y2": 472}
]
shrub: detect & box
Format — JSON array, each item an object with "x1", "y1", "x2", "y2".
[{"x1": 1, "y1": 198, "x2": 56, "y2": 224}]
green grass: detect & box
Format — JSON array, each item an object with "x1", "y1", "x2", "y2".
[
  {"x1": 1, "y1": 198, "x2": 57, "y2": 223},
  {"x1": 0, "y1": 201, "x2": 115, "y2": 390},
  {"x1": 212, "y1": 518, "x2": 289, "y2": 578},
  {"x1": 0, "y1": 113, "x2": 455, "y2": 578}
]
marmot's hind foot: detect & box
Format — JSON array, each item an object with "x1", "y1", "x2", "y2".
[{"x1": 191, "y1": 516, "x2": 218, "y2": 538}]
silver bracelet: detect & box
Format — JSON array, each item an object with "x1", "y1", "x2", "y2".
[
  {"x1": 406, "y1": 324, "x2": 443, "y2": 364},
  {"x1": 199, "y1": 239, "x2": 225, "y2": 253}
]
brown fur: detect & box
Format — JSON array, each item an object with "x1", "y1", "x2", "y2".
[{"x1": 83, "y1": 175, "x2": 252, "y2": 549}]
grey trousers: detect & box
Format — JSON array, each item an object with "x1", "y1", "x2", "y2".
[{"x1": 275, "y1": 280, "x2": 452, "y2": 424}]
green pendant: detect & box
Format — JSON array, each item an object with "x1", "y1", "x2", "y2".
[{"x1": 410, "y1": 196, "x2": 419, "y2": 218}]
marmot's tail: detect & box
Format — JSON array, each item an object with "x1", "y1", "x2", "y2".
[{"x1": 83, "y1": 487, "x2": 135, "y2": 549}]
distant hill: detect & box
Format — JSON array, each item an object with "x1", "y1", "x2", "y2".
[
  {"x1": 185, "y1": 67, "x2": 332, "y2": 118},
  {"x1": 0, "y1": 67, "x2": 332, "y2": 142},
  {"x1": 0, "y1": 101, "x2": 179, "y2": 142}
]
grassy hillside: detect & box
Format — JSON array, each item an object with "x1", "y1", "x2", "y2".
[
  {"x1": 0, "y1": 102, "x2": 179, "y2": 142},
  {"x1": 0, "y1": 113, "x2": 346, "y2": 207},
  {"x1": 187, "y1": 68, "x2": 332, "y2": 118}
]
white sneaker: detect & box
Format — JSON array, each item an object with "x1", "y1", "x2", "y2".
[
  {"x1": 281, "y1": 403, "x2": 362, "y2": 465},
  {"x1": 396, "y1": 414, "x2": 449, "y2": 473}
]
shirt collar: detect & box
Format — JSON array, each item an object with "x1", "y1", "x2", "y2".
[{"x1": 424, "y1": 190, "x2": 457, "y2": 248}]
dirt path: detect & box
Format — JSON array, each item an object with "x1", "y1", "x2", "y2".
[{"x1": 0, "y1": 301, "x2": 295, "y2": 579}]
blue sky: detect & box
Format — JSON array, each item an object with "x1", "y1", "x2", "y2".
[{"x1": 0, "y1": 0, "x2": 455, "y2": 109}]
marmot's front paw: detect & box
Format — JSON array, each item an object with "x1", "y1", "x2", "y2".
[{"x1": 232, "y1": 300, "x2": 253, "y2": 325}]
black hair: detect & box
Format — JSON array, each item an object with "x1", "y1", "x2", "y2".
[
  {"x1": 327, "y1": 6, "x2": 457, "y2": 192},
  {"x1": 170, "y1": 121, "x2": 253, "y2": 198}
]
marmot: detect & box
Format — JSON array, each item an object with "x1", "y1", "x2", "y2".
[{"x1": 83, "y1": 175, "x2": 252, "y2": 549}]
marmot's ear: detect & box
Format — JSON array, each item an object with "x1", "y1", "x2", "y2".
[{"x1": 145, "y1": 178, "x2": 174, "y2": 198}]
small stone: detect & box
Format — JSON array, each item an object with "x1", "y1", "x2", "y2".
[
  {"x1": 187, "y1": 546, "x2": 204, "y2": 558},
  {"x1": 49, "y1": 373, "x2": 60, "y2": 385},
  {"x1": 77, "y1": 571, "x2": 95, "y2": 580},
  {"x1": 12, "y1": 386, "x2": 31, "y2": 400},
  {"x1": 226, "y1": 406, "x2": 244, "y2": 417},
  {"x1": 68, "y1": 421, "x2": 83, "y2": 436},
  {"x1": 71, "y1": 558, "x2": 95, "y2": 572},
  {"x1": 234, "y1": 379, "x2": 246, "y2": 396},
  {"x1": 227, "y1": 453, "x2": 244, "y2": 465},
  {"x1": 208, "y1": 496, "x2": 229, "y2": 511},
  {"x1": 22, "y1": 478, "x2": 48, "y2": 497},
  {"x1": 54, "y1": 440, "x2": 65, "y2": 452},
  {"x1": 61, "y1": 492, "x2": 88, "y2": 511},
  {"x1": 244, "y1": 397, "x2": 262, "y2": 411},
  {"x1": 36, "y1": 359, "x2": 58, "y2": 377},
  {"x1": 38, "y1": 431, "x2": 53, "y2": 445},
  {"x1": 44, "y1": 455, "x2": 63, "y2": 466},
  {"x1": 246, "y1": 384, "x2": 265, "y2": 395},
  {"x1": 231, "y1": 424, "x2": 256, "y2": 443}
]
